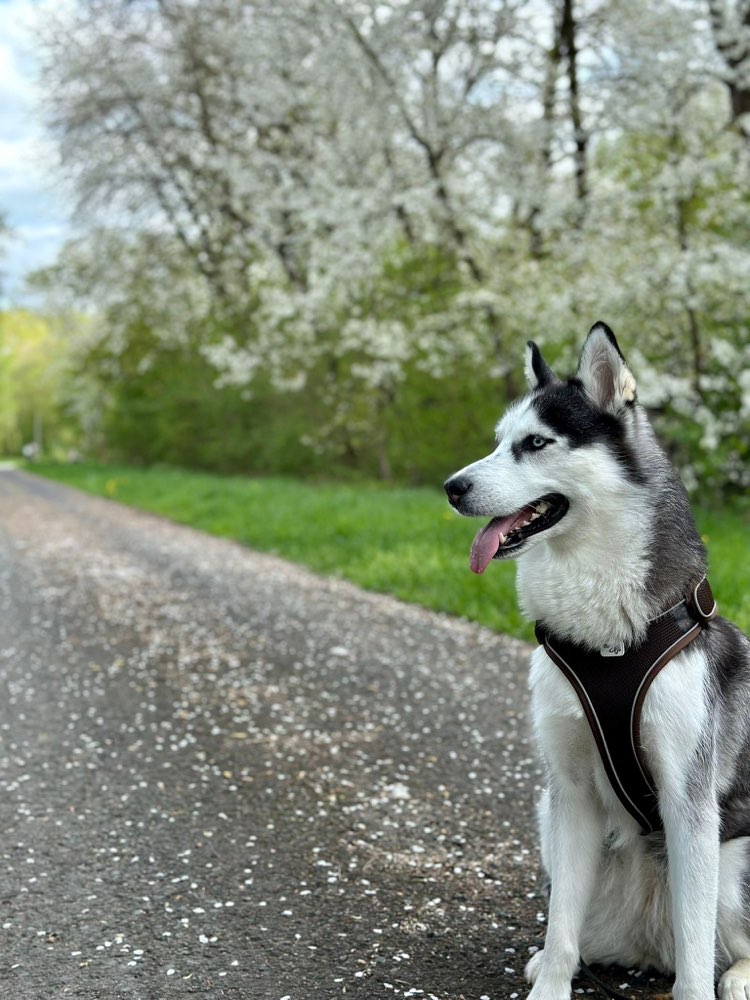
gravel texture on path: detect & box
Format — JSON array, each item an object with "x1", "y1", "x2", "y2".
[{"x1": 0, "y1": 470, "x2": 671, "y2": 1000}]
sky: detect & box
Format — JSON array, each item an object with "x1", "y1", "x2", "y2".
[{"x1": 0, "y1": 0, "x2": 70, "y2": 305}]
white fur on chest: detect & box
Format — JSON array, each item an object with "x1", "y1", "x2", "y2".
[{"x1": 517, "y1": 491, "x2": 653, "y2": 648}]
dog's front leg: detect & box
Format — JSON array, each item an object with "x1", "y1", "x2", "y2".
[
  {"x1": 526, "y1": 780, "x2": 603, "y2": 1000},
  {"x1": 649, "y1": 653, "x2": 720, "y2": 1000},
  {"x1": 661, "y1": 781, "x2": 720, "y2": 1000}
]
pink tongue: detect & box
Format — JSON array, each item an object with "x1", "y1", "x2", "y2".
[{"x1": 470, "y1": 507, "x2": 535, "y2": 574}]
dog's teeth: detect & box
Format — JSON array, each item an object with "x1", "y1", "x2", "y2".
[
  {"x1": 536, "y1": 501, "x2": 550, "y2": 513},
  {"x1": 530, "y1": 512, "x2": 540, "y2": 521},
  {"x1": 498, "y1": 532, "x2": 506, "y2": 544}
]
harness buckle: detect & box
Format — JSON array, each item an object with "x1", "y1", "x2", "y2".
[{"x1": 686, "y1": 577, "x2": 717, "y2": 625}]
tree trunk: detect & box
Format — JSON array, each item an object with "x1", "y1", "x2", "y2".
[
  {"x1": 528, "y1": 5, "x2": 564, "y2": 258},
  {"x1": 560, "y1": 0, "x2": 588, "y2": 215}
]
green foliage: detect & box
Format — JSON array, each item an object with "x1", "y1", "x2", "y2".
[
  {"x1": 381, "y1": 363, "x2": 505, "y2": 486},
  {"x1": 40, "y1": 236, "x2": 511, "y2": 483},
  {"x1": 0, "y1": 310, "x2": 81, "y2": 456},
  {"x1": 105, "y1": 355, "x2": 325, "y2": 476}
]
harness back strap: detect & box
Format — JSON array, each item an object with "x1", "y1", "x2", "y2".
[{"x1": 535, "y1": 577, "x2": 716, "y2": 834}]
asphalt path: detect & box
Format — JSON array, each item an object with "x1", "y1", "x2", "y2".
[{"x1": 0, "y1": 470, "x2": 671, "y2": 1000}]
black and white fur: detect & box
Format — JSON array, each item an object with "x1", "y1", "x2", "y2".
[{"x1": 444, "y1": 323, "x2": 750, "y2": 1000}]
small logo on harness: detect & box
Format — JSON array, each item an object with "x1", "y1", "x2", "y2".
[{"x1": 600, "y1": 641, "x2": 625, "y2": 657}]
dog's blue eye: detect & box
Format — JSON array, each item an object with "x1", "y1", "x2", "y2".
[{"x1": 512, "y1": 434, "x2": 555, "y2": 460}]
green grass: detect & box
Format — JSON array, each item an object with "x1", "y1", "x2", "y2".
[{"x1": 29, "y1": 462, "x2": 750, "y2": 641}]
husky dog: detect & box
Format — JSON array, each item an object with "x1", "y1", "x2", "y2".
[{"x1": 444, "y1": 323, "x2": 750, "y2": 1000}]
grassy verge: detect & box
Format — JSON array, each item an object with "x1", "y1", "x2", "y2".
[{"x1": 29, "y1": 462, "x2": 750, "y2": 641}]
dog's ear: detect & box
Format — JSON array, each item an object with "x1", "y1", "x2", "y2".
[
  {"x1": 525, "y1": 341, "x2": 557, "y2": 390},
  {"x1": 576, "y1": 322, "x2": 636, "y2": 413}
]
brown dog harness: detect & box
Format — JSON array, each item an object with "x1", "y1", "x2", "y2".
[{"x1": 535, "y1": 577, "x2": 717, "y2": 834}]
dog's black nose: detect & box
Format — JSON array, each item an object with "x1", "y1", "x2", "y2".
[{"x1": 444, "y1": 475, "x2": 472, "y2": 507}]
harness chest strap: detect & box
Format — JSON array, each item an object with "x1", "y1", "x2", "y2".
[{"x1": 534, "y1": 577, "x2": 717, "y2": 835}]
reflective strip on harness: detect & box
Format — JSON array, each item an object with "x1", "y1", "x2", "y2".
[{"x1": 535, "y1": 577, "x2": 716, "y2": 835}]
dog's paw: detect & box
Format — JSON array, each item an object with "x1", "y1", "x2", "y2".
[
  {"x1": 524, "y1": 950, "x2": 576, "y2": 999},
  {"x1": 526, "y1": 983, "x2": 571, "y2": 1000},
  {"x1": 719, "y1": 959, "x2": 750, "y2": 1000},
  {"x1": 525, "y1": 949, "x2": 545, "y2": 984}
]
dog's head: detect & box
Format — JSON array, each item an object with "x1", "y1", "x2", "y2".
[{"x1": 444, "y1": 322, "x2": 645, "y2": 573}]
